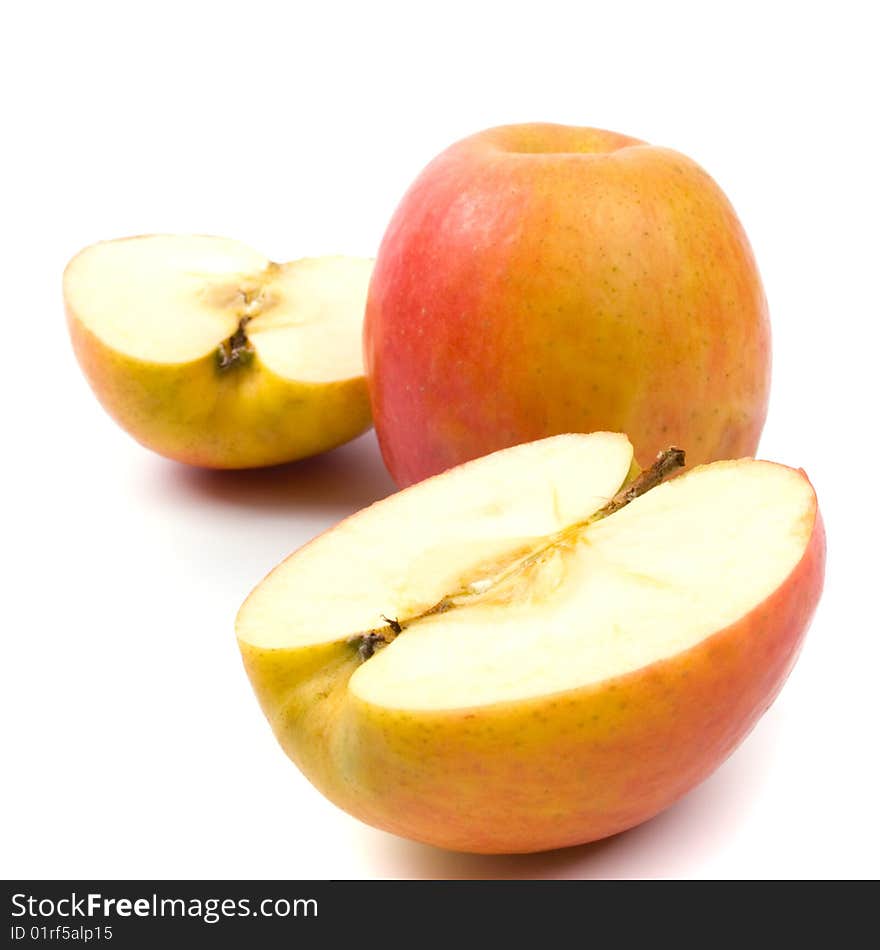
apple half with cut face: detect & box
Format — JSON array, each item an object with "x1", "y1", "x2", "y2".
[
  {"x1": 64, "y1": 235, "x2": 373, "y2": 468},
  {"x1": 237, "y1": 432, "x2": 825, "y2": 854}
]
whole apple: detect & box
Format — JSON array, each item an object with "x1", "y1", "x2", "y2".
[{"x1": 365, "y1": 123, "x2": 771, "y2": 486}]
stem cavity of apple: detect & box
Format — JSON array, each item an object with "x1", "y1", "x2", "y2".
[
  {"x1": 357, "y1": 632, "x2": 387, "y2": 661},
  {"x1": 216, "y1": 278, "x2": 277, "y2": 371},
  {"x1": 352, "y1": 447, "x2": 686, "y2": 662},
  {"x1": 216, "y1": 316, "x2": 254, "y2": 370}
]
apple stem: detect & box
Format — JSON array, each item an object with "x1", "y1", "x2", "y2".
[
  {"x1": 381, "y1": 614, "x2": 403, "y2": 634},
  {"x1": 351, "y1": 606, "x2": 447, "y2": 660},
  {"x1": 597, "y1": 447, "x2": 685, "y2": 518},
  {"x1": 352, "y1": 446, "x2": 686, "y2": 662}
]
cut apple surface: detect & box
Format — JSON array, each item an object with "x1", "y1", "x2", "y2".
[
  {"x1": 237, "y1": 432, "x2": 825, "y2": 853},
  {"x1": 64, "y1": 235, "x2": 373, "y2": 467}
]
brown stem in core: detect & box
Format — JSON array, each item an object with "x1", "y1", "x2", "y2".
[
  {"x1": 351, "y1": 446, "x2": 686, "y2": 661},
  {"x1": 596, "y1": 446, "x2": 686, "y2": 517}
]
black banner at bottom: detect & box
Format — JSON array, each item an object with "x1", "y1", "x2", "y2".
[{"x1": 2, "y1": 880, "x2": 868, "y2": 947}]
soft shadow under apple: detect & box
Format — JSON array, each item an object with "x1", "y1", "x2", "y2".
[{"x1": 144, "y1": 429, "x2": 397, "y2": 518}]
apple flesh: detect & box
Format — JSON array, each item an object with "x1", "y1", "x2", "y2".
[
  {"x1": 365, "y1": 123, "x2": 771, "y2": 487},
  {"x1": 65, "y1": 235, "x2": 373, "y2": 468},
  {"x1": 237, "y1": 432, "x2": 824, "y2": 854}
]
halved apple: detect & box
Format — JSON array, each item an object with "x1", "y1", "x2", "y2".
[
  {"x1": 237, "y1": 432, "x2": 825, "y2": 854},
  {"x1": 64, "y1": 235, "x2": 373, "y2": 467}
]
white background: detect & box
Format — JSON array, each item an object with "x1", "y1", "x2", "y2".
[{"x1": 2, "y1": 0, "x2": 877, "y2": 879}]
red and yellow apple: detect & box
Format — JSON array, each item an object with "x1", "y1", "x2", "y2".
[
  {"x1": 237, "y1": 432, "x2": 824, "y2": 854},
  {"x1": 365, "y1": 123, "x2": 771, "y2": 487},
  {"x1": 65, "y1": 235, "x2": 373, "y2": 468}
]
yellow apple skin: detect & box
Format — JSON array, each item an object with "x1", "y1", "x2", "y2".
[
  {"x1": 365, "y1": 123, "x2": 771, "y2": 487},
  {"x1": 66, "y1": 311, "x2": 372, "y2": 469},
  {"x1": 238, "y1": 480, "x2": 824, "y2": 854}
]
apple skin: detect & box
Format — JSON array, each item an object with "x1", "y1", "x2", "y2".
[
  {"x1": 365, "y1": 123, "x2": 771, "y2": 487},
  {"x1": 66, "y1": 312, "x2": 372, "y2": 469},
  {"x1": 238, "y1": 476, "x2": 823, "y2": 855}
]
